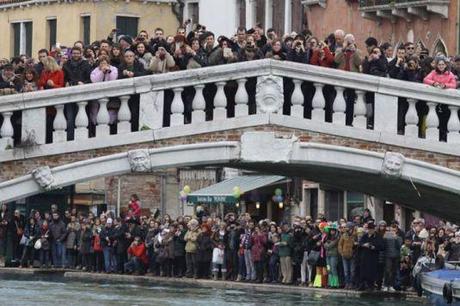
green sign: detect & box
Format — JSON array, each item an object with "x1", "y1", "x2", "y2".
[{"x1": 187, "y1": 195, "x2": 237, "y2": 204}]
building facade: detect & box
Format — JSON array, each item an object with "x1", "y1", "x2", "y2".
[
  {"x1": 184, "y1": 0, "x2": 455, "y2": 56},
  {"x1": 0, "y1": 0, "x2": 180, "y2": 58}
]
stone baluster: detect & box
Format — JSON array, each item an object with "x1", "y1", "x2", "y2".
[
  {"x1": 74, "y1": 101, "x2": 88, "y2": 140},
  {"x1": 447, "y1": 105, "x2": 460, "y2": 143},
  {"x1": 353, "y1": 90, "x2": 367, "y2": 129},
  {"x1": 332, "y1": 86, "x2": 346, "y2": 125},
  {"x1": 0, "y1": 112, "x2": 14, "y2": 149},
  {"x1": 170, "y1": 87, "x2": 184, "y2": 126},
  {"x1": 291, "y1": 79, "x2": 304, "y2": 118},
  {"x1": 425, "y1": 102, "x2": 439, "y2": 141},
  {"x1": 311, "y1": 83, "x2": 325, "y2": 122},
  {"x1": 192, "y1": 85, "x2": 206, "y2": 123},
  {"x1": 118, "y1": 95, "x2": 132, "y2": 133},
  {"x1": 53, "y1": 105, "x2": 67, "y2": 142},
  {"x1": 214, "y1": 82, "x2": 227, "y2": 120},
  {"x1": 96, "y1": 98, "x2": 110, "y2": 136},
  {"x1": 405, "y1": 98, "x2": 419, "y2": 137},
  {"x1": 234, "y1": 78, "x2": 248, "y2": 117}
]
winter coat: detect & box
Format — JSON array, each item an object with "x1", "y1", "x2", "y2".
[
  {"x1": 63, "y1": 59, "x2": 92, "y2": 85},
  {"x1": 334, "y1": 48, "x2": 362, "y2": 72},
  {"x1": 128, "y1": 242, "x2": 149, "y2": 265},
  {"x1": 265, "y1": 50, "x2": 287, "y2": 61},
  {"x1": 117, "y1": 61, "x2": 146, "y2": 79},
  {"x1": 100, "y1": 225, "x2": 116, "y2": 248},
  {"x1": 423, "y1": 70, "x2": 457, "y2": 89},
  {"x1": 237, "y1": 46, "x2": 262, "y2": 62},
  {"x1": 251, "y1": 232, "x2": 267, "y2": 262},
  {"x1": 184, "y1": 228, "x2": 200, "y2": 253},
  {"x1": 40, "y1": 227, "x2": 50, "y2": 250},
  {"x1": 65, "y1": 222, "x2": 80, "y2": 249},
  {"x1": 90, "y1": 66, "x2": 118, "y2": 82},
  {"x1": 78, "y1": 228, "x2": 92, "y2": 255},
  {"x1": 38, "y1": 70, "x2": 65, "y2": 89},
  {"x1": 364, "y1": 56, "x2": 388, "y2": 77},
  {"x1": 446, "y1": 241, "x2": 460, "y2": 261},
  {"x1": 324, "y1": 234, "x2": 339, "y2": 257},
  {"x1": 338, "y1": 232, "x2": 356, "y2": 259},
  {"x1": 24, "y1": 223, "x2": 40, "y2": 247},
  {"x1": 383, "y1": 232, "x2": 402, "y2": 259},
  {"x1": 359, "y1": 233, "x2": 384, "y2": 282},
  {"x1": 278, "y1": 232, "x2": 293, "y2": 257},
  {"x1": 128, "y1": 200, "x2": 141, "y2": 218},
  {"x1": 149, "y1": 53, "x2": 176, "y2": 73},
  {"x1": 137, "y1": 52, "x2": 153, "y2": 70},
  {"x1": 197, "y1": 232, "x2": 213, "y2": 263},
  {"x1": 310, "y1": 47, "x2": 335, "y2": 67},
  {"x1": 49, "y1": 219, "x2": 67, "y2": 242},
  {"x1": 173, "y1": 230, "x2": 186, "y2": 257},
  {"x1": 113, "y1": 224, "x2": 129, "y2": 255},
  {"x1": 287, "y1": 49, "x2": 309, "y2": 64}
]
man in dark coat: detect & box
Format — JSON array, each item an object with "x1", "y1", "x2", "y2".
[
  {"x1": 49, "y1": 212, "x2": 67, "y2": 268},
  {"x1": 358, "y1": 222, "x2": 384, "y2": 290}
]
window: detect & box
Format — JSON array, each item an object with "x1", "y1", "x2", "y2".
[
  {"x1": 324, "y1": 190, "x2": 344, "y2": 221},
  {"x1": 81, "y1": 16, "x2": 91, "y2": 45},
  {"x1": 47, "y1": 19, "x2": 57, "y2": 50},
  {"x1": 188, "y1": 2, "x2": 199, "y2": 24},
  {"x1": 11, "y1": 21, "x2": 32, "y2": 56},
  {"x1": 116, "y1": 16, "x2": 139, "y2": 39}
]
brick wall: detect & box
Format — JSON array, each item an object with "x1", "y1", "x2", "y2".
[{"x1": 1, "y1": 125, "x2": 460, "y2": 184}]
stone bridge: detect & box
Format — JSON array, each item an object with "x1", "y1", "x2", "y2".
[{"x1": 0, "y1": 60, "x2": 459, "y2": 220}]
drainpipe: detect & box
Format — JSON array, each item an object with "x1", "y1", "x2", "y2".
[
  {"x1": 117, "y1": 176, "x2": 121, "y2": 217},
  {"x1": 160, "y1": 174, "x2": 166, "y2": 216}
]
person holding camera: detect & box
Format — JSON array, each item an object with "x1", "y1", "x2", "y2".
[
  {"x1": 309, "y1": 38, "x2": 334, "y2": 68},
  {"x1": 334, "y1": 34, "x2": 362, "y2": 72},
  {"x1": 287, "y1": 38, "x2": 308, "y2": 64},
  {"x1": 150, "y1": 46, "x2": 176, "y2": 74}
]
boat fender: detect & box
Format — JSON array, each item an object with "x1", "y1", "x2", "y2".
[
  {"x1": 443, "y1": 282, "x2": 454, "y2": 304},
  {"x1": 415, "y1": 274, "x2": 423, "y2": 297}
]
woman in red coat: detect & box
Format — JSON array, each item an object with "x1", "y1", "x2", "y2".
[
  {"x1": 309, "y1": 37, "x2": 335, "y2": 68},
  {"x1": 128, "y1": 194, "x2": 142, "y2": 219},
  {"x1": 38, "y1": 56, "x2": 64, "y2": 90},
  {"x1": 251, "y1": 225, "x2": 267, "y2": 283}
]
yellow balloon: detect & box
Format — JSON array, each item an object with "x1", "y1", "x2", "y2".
[{"x1": 183, "y1": 185, "x2": 191, "y2": 194}]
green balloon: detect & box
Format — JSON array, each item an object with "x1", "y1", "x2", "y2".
[{"x1": 275, "y1": 188, "x2": 282, "y2": 196}]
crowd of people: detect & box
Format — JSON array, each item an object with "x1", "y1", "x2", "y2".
[
  {"x1": 1, "y1": 194, "x2": 459, "y2": 293},
  {"x1": 1, "y1": 23, "x2": 459, "y2": 96}
]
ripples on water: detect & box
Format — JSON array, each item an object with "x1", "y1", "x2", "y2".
[{"x1": 0, "y1": 278, "x2": 430, "y2": 306}]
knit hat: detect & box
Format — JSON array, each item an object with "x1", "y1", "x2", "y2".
[{"x1": 118, "y1": 35, "x2": 133, "y2": 46}]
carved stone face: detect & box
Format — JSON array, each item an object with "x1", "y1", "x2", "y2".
[
  {"x1": 255, "y1": 76, "x2": 284, "y2": 114},
  {"x1": 32, "y1": 166, "x2": 55, "y2": 190},
  {"x1": 128, "y1": 149, "x2": 151, "y2": 173},
  {"x1": 382, "y1": 152, "x2": 404, "y2": 177}
]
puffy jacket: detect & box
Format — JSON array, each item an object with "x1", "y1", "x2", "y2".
[
  {"x1": 423, "y1": 70, "x2": 457, "y2": 89},
  {"x1": 338, "y1": 232, "x2": 356, "y2": 259},
  {"x1": 90, "y1": 66, "x2": 118, "y2": 82},
  {"x1": 128, "y1": 242, "x2": 148, "y2": 265},
  {"x1": 184, "y1": 228, "x2": 200, "y2": 253}
]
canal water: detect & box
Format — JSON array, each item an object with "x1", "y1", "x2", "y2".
[{"x1": 0, "y1": 278, "x2": 430, "y2": 306}]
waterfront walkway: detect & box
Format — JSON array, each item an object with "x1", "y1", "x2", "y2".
[{"x1": 0, "y1": 267, "x2": 424, "y2": 301}]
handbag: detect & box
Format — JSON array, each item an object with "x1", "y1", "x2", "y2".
[
  {"x1": 307, "y1": 250, "x2": 320, "y2": 266},
  {"x1": 34, "y1": 239, "x2": 42, "y2": 250},
  {"x1": 19, "y1": 235, "x2": 29, "y2": 246}
]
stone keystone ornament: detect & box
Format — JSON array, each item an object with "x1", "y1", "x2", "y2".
[
  {"x1": 381, "y1": 152, "x2": 405, "y2": 178},
  {"x1": 128, "y1": 149, "x2": 152, "y2": 172},
  {"x1": 255, "y1": 76, "x2": 284, "y2": 114},
  {"x1": 31, "y1": 166, "x2": 56, "y2": 190}
]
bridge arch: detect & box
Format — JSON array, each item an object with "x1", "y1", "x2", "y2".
[{"x1": 1, "y1": 132, "x2": 459, "y2": 221}]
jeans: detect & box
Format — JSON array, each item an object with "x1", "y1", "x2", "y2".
[
  {"x1": 238, "y1": 253, "x2": 246, "y2": 278},
  {"x1": 342, "y1": 257, "x2": 355, "y2": 285},
  {"x1": 66, "y1": 249, "x2": 76, "y2": 268},
  {"x1": 40, "y1": 249, "x2": 50, "y2": 266},
  {"x1": 124, "y1": 257, "x2": 144, "y2": 274},
  {"x1": 51, "y1": 241, "x2": 66, "y2": 268},
  {"x1": 103, "y1": 246, "x2": 117, "y2": 272},
  {"x1": 244, "y1": 249, "x2": 256, "y2": 280},
  {"x1": 384, "y1": 257, "x2": 400, "y2": 287},
  {"x1": 326, "y1": 256, "x2": 338, "y2": 279},
  {"x1": 269, "y1": 255, "x2": 279, "y2": 282}
]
